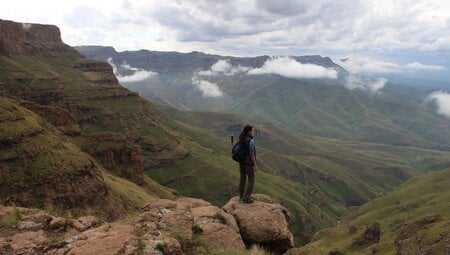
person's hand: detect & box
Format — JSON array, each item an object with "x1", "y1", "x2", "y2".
[{"x1": 253, "y1": 165, "x2": 258, "y2": 172}]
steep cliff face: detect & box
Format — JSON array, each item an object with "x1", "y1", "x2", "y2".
[
  {"x1": 0, "y1": 19, "x2": 71, "y2": 55},
  {"x1": 0, "y1": 19, "x2": 188, "y2": 192}
]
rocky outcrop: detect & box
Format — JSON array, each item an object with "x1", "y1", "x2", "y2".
[
  {"x1": 80, "y1": 132, "x2": 146, "y2": 185},
  {"x1": 0, "y1": 196, "x2": 252, "y2": 254},
  {"x1": 138, "y1": 197, "x2": 245, "y2": 252},
  {"x1": 74, "y1": 60, "x2": 120, "y2": 86},
  {"x1": 351, "y1": 221, "x2": 381, "y2": 246},
  {"x1": 223, "y1": 194, "x2": 294, "y2": 254},
  {"x1": 0, "y1": 19, "x2": 74, "y2": 56}
]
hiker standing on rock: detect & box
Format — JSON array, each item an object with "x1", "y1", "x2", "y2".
[{"x1": 233, "y1": 125, "x2": 257, "y2": 204}]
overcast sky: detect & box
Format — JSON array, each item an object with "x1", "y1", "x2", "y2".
[{"x1": 1, "y1": 0, "x2": 450, "y2": 70}]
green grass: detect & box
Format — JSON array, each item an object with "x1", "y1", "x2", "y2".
[
  {"x1": 299, "y1": 167, "x2": 450, "y2": 254},
  {"x1": 102, "y1": 170, "x2": 157, "y2": 210}
]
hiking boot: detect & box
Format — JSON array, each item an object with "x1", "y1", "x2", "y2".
[{"x1": 241, "y1": 198, "x2": 254, "y2": 204}]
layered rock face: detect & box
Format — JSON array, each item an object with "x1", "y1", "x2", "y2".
[
  {"x1": 74, "y1": 60, "x2": 120, "y2": 86},
  {"x1": 0, "y1": 195, "x2": 293, "y2": 254},
  {"x1": 0, "y1": 19, "x2": 70, "y2": 55}
]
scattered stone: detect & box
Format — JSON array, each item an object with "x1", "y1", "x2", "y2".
[
  {"x1": 49, "y1": 217, "x2": 67, "y2": 231},
  {"x1": 78, "y1": 216, "x2": 100, "y2": 227},
  {"x1": 70, "y1": 216, "x2": 100, "y2": 231}
]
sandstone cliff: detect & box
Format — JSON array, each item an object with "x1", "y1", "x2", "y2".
[{"x1": 0, "y1": 19, "x2": 70, "y2": 56}]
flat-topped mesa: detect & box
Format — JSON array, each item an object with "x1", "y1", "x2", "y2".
[{"x1": 0, "y1": 19, "x2": 73, "y2": 55}]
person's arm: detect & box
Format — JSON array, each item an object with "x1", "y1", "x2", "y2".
[{"x1": 249, "y1": 139, "x2": 257, "y2": 171}]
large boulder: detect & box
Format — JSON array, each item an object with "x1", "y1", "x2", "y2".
[
  {"x1": 223, "y1": 194, "x2": 294, "y2": 254},
  {"x1": 192, "y1": 205, "x2": 245, "y2": 250},
  {"x1": 140, "y1": 197, "x2": 245, "y2": 252}
]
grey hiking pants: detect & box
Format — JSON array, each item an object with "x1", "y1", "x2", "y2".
[{"x1": 239, "y1": 164, "x2": 254, "y2": 200}]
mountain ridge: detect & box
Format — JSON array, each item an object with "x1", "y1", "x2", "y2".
[{"x1": 77, "y1": 45, "x2": 450, "y2": 151}]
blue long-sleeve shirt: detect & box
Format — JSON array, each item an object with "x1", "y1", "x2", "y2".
[{"x1": 245, "y1": 136, "x2": 256, "y2": 165}]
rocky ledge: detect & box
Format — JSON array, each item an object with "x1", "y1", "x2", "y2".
[
  {"x1": 224, "y1": 194, "x2": 294, "y2": 254},
  {"x1": 0, "y1": 194, "x2": 293, "y2": 255}
]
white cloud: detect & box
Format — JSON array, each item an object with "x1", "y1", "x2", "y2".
[
  {"x1": 1, "y1": 0, "x2": 449, "y2": 60},
  {"x1": 404, "y1": 62, "x2": 445, "y2": 71},
  {"x1": 107, "y1": 57, "x2": 118, "y2": 73},
  {"x1": 344, "y1": 75, "x2": 387, "y2": 93},
  {"x1": 198, "y1": 59, "x2": 250, "y2": 76},
  {"x1": 336, "y1": 55, "x2": 445, "y2": 74},
  {"x1": 247, "y1": 57, "x2": 338, "y2": 79},
  {"x1": 107, "y1": 57, "x2": 157, "y2": 82},
  {"x1": 192, "y1": 76, "x2": 223, "y2": 97},
  {"x1": 427, "y1": 91, "x2": 450, "y2": 117},
  {"x1": 421, "y1": 36, "x2": 450, "y2": 51}
]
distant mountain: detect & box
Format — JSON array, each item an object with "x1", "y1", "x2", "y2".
[
  {"x1": 76, "y1": 46, "x2": 346, "y2": 75},
  {"x1": 76, "y1": 46, "x2": 450, "y2": 150}
]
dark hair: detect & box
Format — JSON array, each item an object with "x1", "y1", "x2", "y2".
[{"x1": 239, "y1": 125, "x2": 253, "y2": 144}]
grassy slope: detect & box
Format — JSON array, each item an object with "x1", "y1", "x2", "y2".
[
  {"x1": 0, "y1": 96, "x2": 165, "y2": 218},
  {"x1": 295, "y1": 167, "x2": 450, "y2": 254}
]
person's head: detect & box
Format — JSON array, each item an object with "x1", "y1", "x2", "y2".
[{"x1": 239, "y1": 125, "x2": 254, "y2": 143}]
